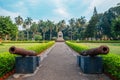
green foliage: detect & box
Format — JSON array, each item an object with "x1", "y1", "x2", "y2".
[
  {"x1": 28, "y1": 41, "x2": 55, "y2": 54},
  {"x1": 2, "y1": 41, "x2": 45, "y2": 43},
  {"x1": 34, "y1": 34, "x2": 42, "y2": 41},
  {"x1": 66, "y1": 41, "x2": 88, "y2": 53},
  {"x1": 0, "y1": 52, "x2": 15, "y2": 77},
  {"x1": 102, "y1": 54, "x2": 120, "y2": 79},
  {"x1": 0, "y1": 41, "x2": 55, "y2": 77},
  {"x1": 70, "y1": 40, "x2": 120, "y2": 43},
  {"x1": 66, "y1": 41, "x2": 120, "y2": 79},
  {"x1": 0, "y1": 16, "x2": 18, "y2": 39},
  {"x1": 85, "y1": 7, "x2": 99, "y2": 38},
  {"x1": 111, "y1": 16, "x2": 120, "y2": 39}
]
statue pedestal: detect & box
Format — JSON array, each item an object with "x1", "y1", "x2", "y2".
[
  {"x1": 80, "y1": 56, "x2": 103, "y2": 74},
  {"x1": 56, "y1": 31, "x2": 64, "y2": 42}
]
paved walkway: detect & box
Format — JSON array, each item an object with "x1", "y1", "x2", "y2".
[{"x1": 8, "y1": 42, "x2": 111, "y2": 80}]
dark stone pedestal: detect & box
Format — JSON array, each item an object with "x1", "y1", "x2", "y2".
[
  {"x1": 77, "y1": 55, "x2": 81, "y2": 67},
  {"x1": 36, "y1": 56, "x2": 40, "y2": 67},
  {"x1": 81, "y1": 56, "x2": 103, "y2": 74},
  {"x1": 15, "y1": 56, "x2": 37, "y2": 73}
]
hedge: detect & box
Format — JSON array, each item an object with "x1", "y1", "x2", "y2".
[
  {"x1": 69, "y1": 40, "x2": 120, "y2": 43},
  {"x1": 66, "y1": 41, "x2": 120, "y2": 80},
  {"x1": 2, "y1": 41, "x2": 49, "y2": 43},
  {"x1": 0, "y1": 41, "x2": 55, "y2": 77}
]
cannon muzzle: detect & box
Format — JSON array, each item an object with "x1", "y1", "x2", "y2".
[
  {"x1": 9, "y1": 46, "x2": 37, "y2": 56},
  {"x1": 80, "y1": 45, "x2": 109, "y2": 56}
]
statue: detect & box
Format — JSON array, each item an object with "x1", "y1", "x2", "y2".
[{"x1": 56, "y1": 31, "x2": 64, "y2": 42}]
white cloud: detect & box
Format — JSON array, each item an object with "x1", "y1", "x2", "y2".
[
  {"x1": 53, "y1": 7, "x2": 70, "y2": 18},
  {"x1": 51, "y1": 0, "x2": 71, "y2": 18}
]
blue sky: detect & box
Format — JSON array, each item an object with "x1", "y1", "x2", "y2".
[{"x1": 0, "y1": 0, "x2": 119, "y2": 23}]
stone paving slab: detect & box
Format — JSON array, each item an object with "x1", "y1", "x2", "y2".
[{"x1": 7, "y1": 42, "x2": 111, "y2": 80}]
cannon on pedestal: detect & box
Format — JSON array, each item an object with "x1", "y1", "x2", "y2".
[
  {"x1": 9, "y1": 46, "x2": 40, "y2": 73},
  {"x1": 77, "y1": 45, "x2": 109, "y2": 74},
  {"x1": 9, "y1": 46, "x2": 37, "y2": 56},
  {"x1": 80, "y1": 45, "x2": 109, "y2": 56}
]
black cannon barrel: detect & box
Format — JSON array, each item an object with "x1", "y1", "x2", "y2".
[
  {"x1": 80, "y1": 45, "x2": 109, "y2": 56},
  {"x1": 9, "y1": 46, "x2": 37, "y2": 56}
]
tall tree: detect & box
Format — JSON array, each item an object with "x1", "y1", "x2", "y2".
[
  {"x1": 38, "y1": 20, "x2": 48, "y2": 40},
  {"x1": 30, "y1": 22, "x2": 38, "y2": 40},
  {"x1": 76, "y1": 16, "x2": 86, "y2": 40},
  {"x1": 24, "y1": 17, "x2": 32, "y2": 40},
  {"x1": 47, "y1": 20, "x2": 54, "y2": 40},
  {"x1": 69, "y1": 18, "x2": 75, "y2": 40},
  {"x1": 111, "y1": 16, "x2": 120, "y2": 39},
  {"x1": 15, "y1": 15, "x2": 23, "y2": 40},
  {"x1": 85, "y1": 7, "x2": 99, "y2": 40},
  {"x1": 15, "y1": 15, "x2": 23, "y2": 30},
  {"x1": 0, "y1": 16, "x2": 18, "y2": 40}
]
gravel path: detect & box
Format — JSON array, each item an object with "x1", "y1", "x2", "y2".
[{"x1": 7, "y1": 42, "x2": 111, "y2": 80}]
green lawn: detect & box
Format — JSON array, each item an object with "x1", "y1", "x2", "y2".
[
  {"x1": 0, "y1": 43, "x2": 42, "y2": 53},
  {"x1": 80, "y1": 43, "x2": 120, "y2": 54}
]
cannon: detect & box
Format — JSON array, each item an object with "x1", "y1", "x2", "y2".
[
  {"x1": 9, "y1": 46, "x2": 37, "y2": 56},
  {"x1": 80, "y1": 45, "x2": 109, "y2": 56}
]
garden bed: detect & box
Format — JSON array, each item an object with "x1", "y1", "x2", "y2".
[
  {"x1": 66, "y1": 41, "x2": 120, "y2": 80},
  {"x1": 0, "y1": 41, "x2": 55, "y2": 79}
]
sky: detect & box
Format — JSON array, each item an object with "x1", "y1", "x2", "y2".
[{"x1": 0, "y1": 0, "x2": 119, "y2": 23}]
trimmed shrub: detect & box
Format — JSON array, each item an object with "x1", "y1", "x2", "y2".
[
  {"x1": 27, "y1": 41, "x2": 55, "y2": 54},
  {"x1": 0, "y1": 52, "x2": 15, "y2": 77},
  {"x1": 34, "y1": 34, "x2": 42, "y2": 41},
  {"x1": 102, "y1": 54, "x2": 120, "y2": 79},
  {"x1": 69, "y1": 40, "x2": 120, "y2": 43},
  {"x1": 66, "y1": 41, "x2": 88, "y2": 53}
]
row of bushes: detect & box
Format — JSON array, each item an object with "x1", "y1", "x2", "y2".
[
  {"x1": 2, "y1": 40, "x2": 50, "y2": 43},
  {"x1": 0, "y1": 41, "x2": 55, "y2": 77},
  {"x1": 66, "y1": 41, "x2": 120, "y2": 80},
  {"x1": 27, "y1": 41, "x2": 55, "y2": 54},
  {"x1": 70, "y1": 40, "x2": 120, "y2": 43}
]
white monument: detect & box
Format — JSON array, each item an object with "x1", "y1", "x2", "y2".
[{"x1": 56, "y1": 31, "x2": 64, "y2": 42}]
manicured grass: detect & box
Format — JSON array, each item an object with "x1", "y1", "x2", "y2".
[{"x1": 66, "y1": 41, "x2": 120, "y2": 80}]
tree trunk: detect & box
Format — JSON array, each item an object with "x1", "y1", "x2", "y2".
[
  {"x1": 50, "y1": 29, "x2": 52, "y2": 40},
  {"x1": 71, "y1": 32, "x2": 72, "y2": 41},
  {"x1": 43, "y1": 32, "x2": 45, "y2": 41},
  {"x1": 27, "y1": 30, "x2": 29, "y2": 40},
  {"x1": 32, "y1": 32, "x2": 35, "y2": 40},
  {"x1": 5, "y1": 35, "x2": 8, "y2": 41},
  {"x1": 0, "y1": 37, "x2": 2, "y2": 44},
  {"x1": 16, "y1": 34, "x2": 18, "y2": 41}
]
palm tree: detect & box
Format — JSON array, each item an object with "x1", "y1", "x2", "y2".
[
  {"x1": 38, "y1": 20, "x2": 48, "y2": 41},
  {"x1": 58, "y1": 20, "x2": 66, "y2": 31},
  {"x1": 24, "y1": 17, "x2": 32, "y2": 40},
  {"x1": 30, "y1": 22, "x2": 38, "y2": 40},
  {"x1": 47, "y1": 20, "x2": 54, "y2": 40},
  {"x1": 15, "y1": 15, "x2": 23, "y2": 40},
  {"x1": 15, "y1": 15, "x2": 23, "y2": 29},
  {"x1": 68, "y1": 18, "x2": 75, "y2": 40}
]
